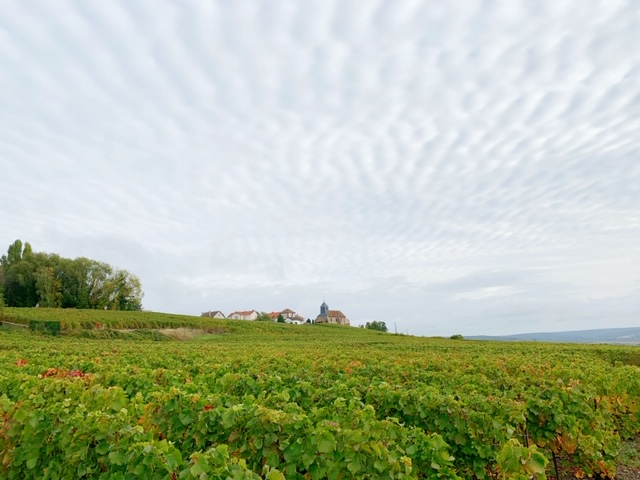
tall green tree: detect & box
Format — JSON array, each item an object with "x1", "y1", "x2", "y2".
[
  {"x1": 35, "y1": 266, "x2": 62, "y2": 308},
  {"x1": 1, "y1": 239, "x2": 24, "y2": 267},
  {"x1": 107, "y1": 269, "x2": 143, "y2": 311},
  {"x1": 0, "y1": 241, "x2": 38, "y2": 307},
  {"x1": 0, "y1": 240, "x2": 144, "y2": 311},
  {"x1": 365, "y1": 321, "x2": 388, "y2": 332},
  {"x1": 255, "y1": 312, "x2": 272, "y2": 322}
]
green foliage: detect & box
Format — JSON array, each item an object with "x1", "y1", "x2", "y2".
[
  {"x1": 277, "y1": 314, "x2": 285, "y2": 323},
  {"x1": 28, "y1": 319, "x2": 61, "y2": 335},
  {"x1": 365, "y1": 320, "x2": 388, "y2": 332},
  {"x1": 74, "y1": 329, "x2": 173, "y2": 341},
  {"x1": 0, "y1": 240, "x2": 143, "y2": 311},
  {"x1": 256, "y1": 312, "x2": 273, "y2": 322},
  {"x1": 450, "y1": 334, "x2": 464, "y2": 340},
  {"x1": 0, "y1": 315, "x2": 639, "y2": 479},
  {"x1": 35, "y1": 266, "x2": 62, "y2": 307},
  {"x1": 496, "y1": 439, "x2": 548, "y2": 479}
]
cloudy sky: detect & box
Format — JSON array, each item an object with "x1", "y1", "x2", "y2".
[{"x1": 1, "y1": 0, "x2": 639, "y2": 336}]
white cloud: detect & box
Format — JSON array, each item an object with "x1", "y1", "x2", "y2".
[{"x1": 1, "y1": 0, "x2": 639, "y2": 336}]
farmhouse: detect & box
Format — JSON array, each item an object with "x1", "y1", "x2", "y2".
[
  {"x1": 268, "y1": 309, "x2": 305, "y2": 324},
  {"x1": 314, "y1": 301, "x2": 350, "y2": 326},
  {"x1": 286, "y1": 314, "x2": 305, "y2": 325},
  {"x1": 227, "y1": 310, "x2": 259, "y2": 320},
  {"x1": 200, "y1": 310, "x2": 225, "y2": 319}
]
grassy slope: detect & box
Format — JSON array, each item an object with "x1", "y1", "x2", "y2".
[
  {"x1": 3, "y1": 307, "x2": 640, "y2": 361},
  {"x1": 0, "y1": 307, "x2": 395, "y2": 340},
  {"x1": 1, "y1": 308, "x2": 639, "y2": 477}
]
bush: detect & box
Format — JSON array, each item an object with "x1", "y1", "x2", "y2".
[
  {"x1": 255, "y1": 312, "x2": 272, "y2": 322},
  {"x1": 365, "y1": 321, "x2": 388, "y2": 332},
  {"x1": 450, "y1": 334, "x2": 464, "y2": 340},
  {"x1": 29, "y1": 319, "x2": 61, "y2": 336}
]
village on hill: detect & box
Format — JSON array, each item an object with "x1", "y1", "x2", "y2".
[{"x1": 201, "y1": 301, "x2": 350, "y2": 326}]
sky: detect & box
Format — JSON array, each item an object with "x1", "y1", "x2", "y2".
[{"x1": 1, "y1": 0, "x2": 639, "y2": 336}]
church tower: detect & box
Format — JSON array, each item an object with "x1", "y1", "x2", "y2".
[{"x1": 319, "y1": 301, "x2": 329, "y2": 317}]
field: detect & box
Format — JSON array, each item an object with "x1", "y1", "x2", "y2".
[{"x1": 1, "y1": 308, "x2": 639, "y2": 479}]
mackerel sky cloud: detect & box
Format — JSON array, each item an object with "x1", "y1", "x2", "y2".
[{"x1": 1, "y1": 0, "x2": 639, "y2": 336}]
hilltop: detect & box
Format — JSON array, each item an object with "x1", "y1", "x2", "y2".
[
  {"x1": 469, "y1": 326, "x2": 640, "y2": 345},
  {"x1": 0, "y1": 307, "x2": 391, "y2": 342}
]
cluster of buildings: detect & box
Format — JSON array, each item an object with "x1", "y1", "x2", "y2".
[{"x1": 200, "y1": 301, "x2": 350, "y2": 326}]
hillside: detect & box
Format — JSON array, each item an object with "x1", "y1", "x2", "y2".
[
  {"x1": 469, "y1": 326, "x2": 640, "y2": 345},
  {"x1": 0, "y1": 307, "x2": 391, "y2": 341},
  {"x1": 1, "y1": 308, "x2": 640, "y2": 478}
]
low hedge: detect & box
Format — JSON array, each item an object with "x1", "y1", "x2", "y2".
[{"x1": 28, "y1": 319, "x2": 61, "y2": 336}]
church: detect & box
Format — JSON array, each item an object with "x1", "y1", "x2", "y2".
[{"x1": 314, "y1": 301, "x2": 350, "y2": 326}]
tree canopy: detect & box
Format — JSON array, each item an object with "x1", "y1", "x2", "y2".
[
  {"x1": 0, "y1": 240, "x2": 143, "y2": 310},
  {"x1": 255, "y1": 312, "x2": 272, "y2": 322},
  {"x1": 364, "y1": 321, "x2": 388, "y2": 332}
]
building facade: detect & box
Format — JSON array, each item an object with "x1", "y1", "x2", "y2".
[
  {"x1": 227, "y1": 310, "x2": 259, "y2": 320},
  {"x1": 314, "y1": 301, "x2": 350, "y2": 326}
]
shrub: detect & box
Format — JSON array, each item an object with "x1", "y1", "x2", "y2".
[{"x1": 29, "y1": 319, "x2": 61, "y2": 336}]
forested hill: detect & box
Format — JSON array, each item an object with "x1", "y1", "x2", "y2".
[{"x1": 469, "y1": 327, "x2": 640, "y2": 345}]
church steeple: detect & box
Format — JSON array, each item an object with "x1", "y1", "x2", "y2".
[{"x1": 320, "y1": 301, "x2": 329, "y2": 317}]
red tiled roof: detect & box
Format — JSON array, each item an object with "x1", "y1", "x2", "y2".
[{"x1": 328, "y1": 310, "x2": 346, "y2": 318}]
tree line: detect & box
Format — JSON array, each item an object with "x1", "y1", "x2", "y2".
[{"x1": 0, "y1": 240, "x2": 143, "y2": 311}]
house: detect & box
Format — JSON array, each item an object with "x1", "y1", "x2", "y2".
[
  {"x1": 201, "y1": 311, "x2": 226, "y2": 319},
  {"x1": 227, "y1": 310, "x2": 259, "y2": 321},
  {"x1": 314, "y1": 301, "x2": 350, "y2": 326},
  {"x1": 285, "y1": 314, "x2": 305, "y2": 325},
  {"x1": 267, "y1": 308, "x2": 303, "y2": 322}
]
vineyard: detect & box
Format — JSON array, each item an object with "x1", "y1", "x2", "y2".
[{"x1": 1, "y1": 309, "x2": 639, "y2": 479}]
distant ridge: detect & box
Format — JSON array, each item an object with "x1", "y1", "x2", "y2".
[{"x1": 468, "y1": 327, "x2": 640, "y2": 345}]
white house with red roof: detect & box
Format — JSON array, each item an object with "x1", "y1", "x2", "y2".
[{"x1": 227, "y1": 310, "x2": 259, "y2": 320}]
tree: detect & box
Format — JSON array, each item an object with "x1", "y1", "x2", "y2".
[
  {"x1": 0, "y1": 240, "x2": 145, "y2": 311},
  {"x1": 1, "y1": 239, "x2": 23, "y2": 267},
  {"x1": 255, "y1": 312, "x2": 272, "y2": 322},
  {"x1": 1, "y1": 240, "x2": 38, "y2": 307},
  {"x1": 277, "y1": 314, "x2": 285, "y2": 323},
  {"x1": 35, "y1": 266, "x2": 62, "y2": 308},
  {"x1": 106, "y1": 269, "x2": 143, "y2": 311},
  {"x1": 365, "y1": 321, "x2": 388, "y2": 332},
  {"x1": 450, "y1": 334, "x2": 464, "y2": 340}
]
